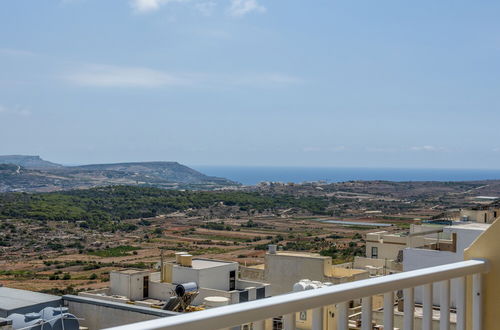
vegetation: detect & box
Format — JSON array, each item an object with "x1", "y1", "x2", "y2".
[
  {"x1": 201, "y1": 221, "x2": 232, "y2": 231},
  {"x1": 320, "y1": 243, "x2": 365, "y2": 261},
  {"x1": 0, "y1": 186, "x2": 329, "y2": 230},
  {"x1": 87, "y1": 245, "x2": 140, "y2": 257}
]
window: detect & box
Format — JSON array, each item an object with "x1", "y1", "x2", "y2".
[
  {"x1": 239, "y1": 290, "x2": 249, "y2": 302},
  {"x1": 256, "y1": 287, "x2": 265, "y2": 299},
  {"x1": 371, "y1": 247, "x2": 378, "y2": 259},
  {"x1": 272, "y1": 317, "x2": 283, "y2": 330}
]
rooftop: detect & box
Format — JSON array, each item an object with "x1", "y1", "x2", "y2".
[
  {"x1": 112, "y1": 269, "x2": 151, "y2": 275},
  {"x1": 175, "y1": 258, "x2": 235, "y2": 270},
  {"x1": 0, "y1": 287, "x2": 61, "y2": 312},
  {"x1": 448, "y1": 222, "x2": 490, "y2": 230},
  {"x1": 269, "y1": 251, "x2": 328, "y2": 259}
]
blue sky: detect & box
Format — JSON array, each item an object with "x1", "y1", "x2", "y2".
[{"x1": 1, "y1": 0, "x2": 500, "y2": 168}]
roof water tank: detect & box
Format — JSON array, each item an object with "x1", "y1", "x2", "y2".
[
  {"x1": 204, "y1": 296, "x2": 230, "y2": 308},
  {"x1": 7, "y1": 313, "x2": 45, "y2": 330},
  {"x1": 175, "y1": 282, "x2": 198, "y2": 297},
  {"x1": 41, "y1": 307, "x2": 80, "y2": 330},
  {"x1": 305, "y1": 283, "x2": 318, "y2": 290},
  {"x1": 293, "y1": 282, "x2": 307, "y2": 292},
  {"x1": 175, "y1": 252, "x2": 188, "y2": 263},
  {"x1": 179, "y1": 254, "x2": 193, "y2": 267},
  {"x1": 268, "y1": 245, "x2": 277, "y2": 254}
]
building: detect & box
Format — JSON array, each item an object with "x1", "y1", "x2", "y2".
[
  {"x1": 459, "y1": 206, "x2": 500, "y2": 223},
  {"x1": 75, "y1": 254, "x2": 269, "y2": 329},
  {"x1": 0, "y1": 287, "x2": 62, "y2": 318},
  {"x1": 82, "y1": 219, "x2": 500, "y2": 330},
  {"x1": 0, "y1": 287, "x2": 79, "y2": 330},
  {"x1": 63, "y1": 294, "x2": 177, "y2": 330},
  {"x1": 82, "y1": 255, "x2": 270, "y2": 306},
  {"x1": 240, "y1": 246, "x2": 368, "y2": 296},
  {"x1": 403, "y1": 222, "x2": 489, "y2": 308},
  {"x1": 365, "y1": 224, "x2": 447, "y2": 261}
]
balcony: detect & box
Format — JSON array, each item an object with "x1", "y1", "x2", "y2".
[{"x1": 104, "y1": 220, "x2": 500, "y2": 330}]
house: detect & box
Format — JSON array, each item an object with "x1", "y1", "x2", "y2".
[{"x1": 240, "y1": 245, "x2": 368, "y2": 296}]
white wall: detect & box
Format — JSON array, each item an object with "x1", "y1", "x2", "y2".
[
  {"x1": 447, "y1": 227, "x2": 485, "y2": 259},
  {"x1": 171, "y1": 267, "x2": 201, "y2": 286},
  {"x1": 64, "y1": 296, "x2": 177, "y2": 330},
  {"x1": 403, "y1": 225, "x2": 485, "y2": 308},
  {"x1": 404, "y1": 248, "x2": 461, "y2": 307},
  {"x1": 171, "y1": 263, "x2": 238, "y2": 291},
  {"x1": 264, "y1": 253, "x2": 328, "y2": 296},
  {"x1": 110, "y1": 272, "x2": 147, "y2": 301},
  {"x1": 198, "y1": 263, "x2": 238, "y2": 291}
]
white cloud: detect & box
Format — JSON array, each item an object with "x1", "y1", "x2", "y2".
[
  {"x1": 227, "y1": 0, "x2": 266, "y2": 17},
  {"x1": 195, "y1": 1, "x2": 216, "y2": 16},
  {"x1": 0, "y1": 48, "x2": 34, "y2": 57},
  {"x1": 0, "y1": 105, "x2": 31, "y2": 117},
  {"x1": 131, "y1": 0, "x2": 162, "y2": 12},
  {"x1": 131, "y1": 0, "x2": 188, "y2": 13},
  {"x1": 64, "y1": 64, "x2": 302, "y2": 88},
  {"x1": 410, "y1": 145, "x2": 445, "y2": 152},
  {"x1": 64, "y1": 65, "x2": 192, "y2": 87},
  {"x1": 131, "y1": 0, "x2": 265, "y2": 17}
]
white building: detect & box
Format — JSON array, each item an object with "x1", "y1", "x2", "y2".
[
  {"x1": 403, "y1": 222, "x2": 489, "y2": 308},
  {"x1": 365, "y1": 224, "x2": 447, "y2": 261},
  {"x1": 81, "y1": 255, "x2": 270, "y2": 309},
  {"x1": 240, "y1": 246, "x2": 369, "y2": 296}
]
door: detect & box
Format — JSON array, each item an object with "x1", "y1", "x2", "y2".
[
  {"x1": 143, "y1": 276, "x2": 149, "y2": 298},
  {"x1": 229, "y1": 270, "x2": 236, "y2": 290}
]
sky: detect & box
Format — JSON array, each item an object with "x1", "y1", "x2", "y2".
[{"x1": 1, "y1": 0, "x2": 500, "y2": 168}]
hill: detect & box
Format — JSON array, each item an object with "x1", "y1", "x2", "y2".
[
  {"x1": 0, "y1": 156, "x2": 238, "y2": 192},
  {"x1": 73, "y1": 161, "x2": 225, "y2": 184},
  {"x1": 0, "y1": 155, "x2": 62, "y2": 169}
]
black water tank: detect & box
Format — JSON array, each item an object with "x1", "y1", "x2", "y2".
[{"x1": 175, "y1": 282, "x2": 198, "y2": 296}]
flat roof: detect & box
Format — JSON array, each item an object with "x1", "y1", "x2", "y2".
[
  {"x1": 112, "y1": 269, "x2": 151, "y2": 275},
  {"x1": 189, "y1": 259, "x2": 235, "y2": 270},
  {"x1": 271, "y1": 251, "x2": 328, "y2": 259},
  {"x1": 0, "y1": 287, "x2": 61, "y2": 311},
  {"x1": 449, "y1": 223, "x2": 490, "y2": 231},
  {"x1": 247, "y1": 264, "x2": 265, "y2": 269}
]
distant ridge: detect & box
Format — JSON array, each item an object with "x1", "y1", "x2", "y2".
[
  {"x1": 0, "y1": 155, "x2": 63, "y2": 169},
  {"x1": 0, "y1": 155, "x2": 238, "y2": 192}
]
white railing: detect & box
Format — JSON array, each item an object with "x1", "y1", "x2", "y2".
[{"x1": 105, "y1": 259, "x2": 487, "y2": 330}]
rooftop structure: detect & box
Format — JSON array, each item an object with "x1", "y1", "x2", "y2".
[
  {"x1": 78, "y1": 255, "x2": 270, "y2": 328},
  {"x1": 240, "y1": 245, "x2": 369, "y2": 296},
  {"x1": 460, "y1": 206, "x2": 500, "y2": 223},
  {"x1": 0, "y1": 287, "x2": 61, "y2": 318}
]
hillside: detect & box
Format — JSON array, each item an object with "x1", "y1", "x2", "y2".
[
  {"x1": 0, "y1": 155, "x2": 62, "y2": 169},
  {"x1": 0, "y1": 156, "x2": 238, "y2": 192},
  {"x1": 74, "y1": 161, "x2": 226, "y2": 184},
  {"x1": 0, "y1": 185, "x2": 328, "y2": 230}
]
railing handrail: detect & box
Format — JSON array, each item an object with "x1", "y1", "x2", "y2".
[{"x1": 104, "y1": 259, "x2": 487, "y2": 330}]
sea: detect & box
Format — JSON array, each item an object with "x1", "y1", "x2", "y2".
[{"x1": 192, "y1": 166, "x2": 500, "y2": 186}]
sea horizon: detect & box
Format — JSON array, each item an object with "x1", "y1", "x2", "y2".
[{"x1": 192, "y1": 165, "x2": 500, "y2": 186}]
